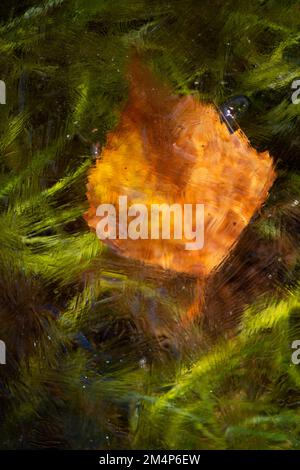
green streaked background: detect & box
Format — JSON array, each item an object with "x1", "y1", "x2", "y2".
[{"x1": 0, "y1": 0, "x2": 300, "y2": 450}]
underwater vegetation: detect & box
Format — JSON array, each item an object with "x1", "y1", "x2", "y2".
[{"x1": 1, "y1": 0, "x2": 300, "y2": 450}]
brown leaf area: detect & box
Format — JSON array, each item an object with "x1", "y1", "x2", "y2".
[{"x1": 86, "y1": 58, "x2": 276, "y2": 279}]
